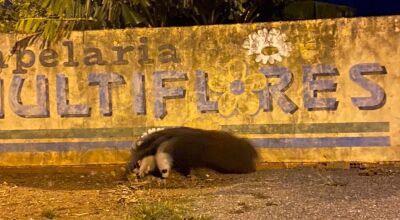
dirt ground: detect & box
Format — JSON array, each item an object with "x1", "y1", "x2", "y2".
[{"x1": 1, "y1": 166, "x2": 400, "y2": 220}]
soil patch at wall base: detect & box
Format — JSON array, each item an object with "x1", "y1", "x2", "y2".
[{"x1": 0, "y1": 167, "x2": 400, "y2": 219}]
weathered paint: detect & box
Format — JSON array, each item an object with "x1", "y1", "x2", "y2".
[{"x1": 0, "y1": 15, "x2": 399, "y2": 166}]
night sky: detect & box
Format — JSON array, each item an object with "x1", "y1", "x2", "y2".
[{"x1": 320, "y1": 0, "x2": 400, "y2": 16}]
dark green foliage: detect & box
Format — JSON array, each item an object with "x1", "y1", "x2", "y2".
[
  {"x1": 0, "y1": 0, "x2": 353, "y2": 48},
  {"x1": 0, "y1": 0, "x2": 44, "y2": 33},
  {"x1": 41, "y1": 207, "x2": 57, "y2": 219}
]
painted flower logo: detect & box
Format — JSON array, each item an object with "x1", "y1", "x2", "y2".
[
  {"x1": 208, "y1": 60, "x2": 266, "y2": 117},
  {"x1": 243, "y1": 28, "x2": 292, "y2": 64}
]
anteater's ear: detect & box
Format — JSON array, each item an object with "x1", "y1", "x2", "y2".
[
  {"x1": 135, "y1": 139, "x2": 143, "y2": 147},
  {"x1": 130, "y1": 141, "x2": 139, "y2": 154}
]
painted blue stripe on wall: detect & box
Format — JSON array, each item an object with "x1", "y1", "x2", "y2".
[
  {"x1": 0, "y1": 136, "x2": 390, "y2": 152},
  {"x1": 0, "y1": 141, "x2": 133, "y2": 152},
  {"x1": 249, "y1": 136, "x2": 390, "y2": 148}
]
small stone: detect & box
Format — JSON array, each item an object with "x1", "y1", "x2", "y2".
[{"x1": 128, "y1": 198, "x2": 138, "y2": 203}]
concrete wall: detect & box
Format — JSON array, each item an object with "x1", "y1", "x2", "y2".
[{"x1": 0, "y1": 15, "x2": 399, "y2": 166}]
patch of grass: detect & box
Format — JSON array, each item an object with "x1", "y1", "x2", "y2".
[
  {"x1": 41, "y1": 207, "x2": 56, "y2": 219},
  {"x1": 127, "y1": 200, "x2": 211, "y2": 220},
  {"x1": 316, "y1": 171, "x2": 348, "y2": 187},
  {"x1": 230, "y1": 202, "x2": 252, "y2": 214}
]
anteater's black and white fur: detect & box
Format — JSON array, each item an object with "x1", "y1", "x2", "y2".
[{"x1": 127, "y1": 127, "x2": 259, "y2": 178}]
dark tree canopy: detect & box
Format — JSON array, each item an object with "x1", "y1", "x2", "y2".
[{"x1": 0, "y1": 0, "x2": 353, "y2": 48}]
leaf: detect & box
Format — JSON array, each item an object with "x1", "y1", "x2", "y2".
[
  {"x1": 85, "y1": 0, "x2": 91, "y2": 17},
  {"x1": 52, "y1": 0, "x2": 63, "y2": 15},
  {"x1": 41, "y1": 0, "x2": 51, "y2": 9},
  {"x1": 138, "y1": 0, "x2": 151, "y2": 7},
  {"x1": 24, "y1": 18, "x2": 33, "y2": 33},
  {"x1": 121, "y1": 3, "x2": 144, "y2": 25},
  {"x1": 16, "y1": 19, "x2": 25, "y2": 32}
]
